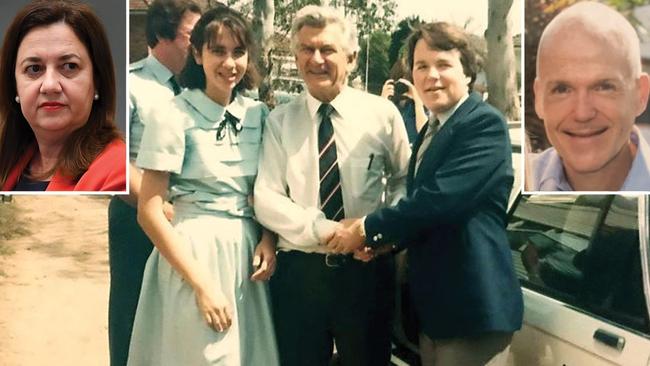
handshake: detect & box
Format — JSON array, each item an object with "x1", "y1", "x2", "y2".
[{"x1": 320, "y1": 218, "x2": 393, "y2": 262}]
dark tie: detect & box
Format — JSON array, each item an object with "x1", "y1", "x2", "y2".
[
  {"x1": 415, "y1": 118, "x2": 440, "y2": 173},
  {"x1": 318, "y1": 104, "x2": 345, "y2": 221},
  {"x1": 169, "y1": 77, "x2": 181, "y2": 96}
]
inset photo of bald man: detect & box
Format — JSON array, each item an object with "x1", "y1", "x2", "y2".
[{"x1": 524, "y1": 1, "x2": 650, "y2": 192}]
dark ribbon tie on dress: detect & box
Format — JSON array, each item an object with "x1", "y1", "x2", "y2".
[{"x1": 216, "y1": 111, "x2": 243, "y2": 141}]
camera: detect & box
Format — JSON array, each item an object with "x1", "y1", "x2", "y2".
[{"x1": 394, "y1": 81, "x2": 409, "y2": 96}]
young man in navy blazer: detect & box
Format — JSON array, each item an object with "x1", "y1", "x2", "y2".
[{"x1": 328, "y1": 22, "x2": 523, "y2": 366}]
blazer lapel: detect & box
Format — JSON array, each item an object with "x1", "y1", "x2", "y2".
[{"x1": 413, "y1": 93, "x2": 482, "y2": 185}]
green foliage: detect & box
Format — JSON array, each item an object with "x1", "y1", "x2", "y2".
[
  {"x1": 356, "y1": 30, "x2": 391, "y2": 94},
  {"x1": 607, "y1": 0, "x2": 650, "y2": 11},
  {"x1": 272, "y1": 0, "x2": 396, "y2": 38},
  {"x1": 273, "y1": 0, "x2": 321, "y2": 36},
  {"x1": 353, "y1": 0, "x2": 397, "y2": 36}
]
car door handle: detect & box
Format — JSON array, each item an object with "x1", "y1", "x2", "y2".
[{"x1": 593, "y1": 328, "x2": 625, "y2": 351}]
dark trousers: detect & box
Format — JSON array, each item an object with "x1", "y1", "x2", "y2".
[
  {"x1": 270, "y1": 250, "x2": 395, "y2": 366},
  {"x1": 107, "y1": 197, "x2": 153, "y2": 366}
]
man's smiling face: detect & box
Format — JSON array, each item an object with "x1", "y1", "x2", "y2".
[
  {"x1": 412, "y1": 39, "x2": 470, "y2": 114},
  {"x1": 294, "y1": 23, "x2": 355, "y2": 102},
  {"x1": 534, "y1": 27, "x2": 648, "y2": 177}
]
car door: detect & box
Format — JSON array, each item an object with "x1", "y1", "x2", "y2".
[{"x1": 507, "y1": 194, "x2": 650, "y2": 366}]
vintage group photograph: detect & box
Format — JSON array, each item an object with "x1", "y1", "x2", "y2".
[{"x1": 1, "y1": 1, "x2": 650, "y2": 366}]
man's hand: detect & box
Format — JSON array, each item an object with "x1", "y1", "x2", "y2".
[
  {"x1": 353, "y1": 247, "x2": 373, "y2": 262},
  {"x1": 317, "y1": 220, "x2": 341, "y2": 245},
  {"x1": 352, "y1": 244, "x2": 395, "y2": 262},
  {"x1": 327, "y1": 218, "x2": 365, "y2": 254},
  {"x1": 339, "y1": 218, "x2": 358, "y2": 228}
]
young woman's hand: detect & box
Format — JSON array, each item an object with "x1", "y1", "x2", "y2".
[{"x1": 194, "y1": 285, "x2": 232, "y2": 332}]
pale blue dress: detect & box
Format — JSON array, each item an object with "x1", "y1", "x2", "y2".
[{"x1": 127, "y1": 89, "x2": 279, "y2": 366}]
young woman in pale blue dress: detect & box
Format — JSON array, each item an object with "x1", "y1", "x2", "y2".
[{"x1": 127, "y1": 7, "x2": 279, "y2": 366}]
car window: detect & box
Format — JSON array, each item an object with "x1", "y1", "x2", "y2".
[{"x1": 508, "y1": 194, "x2": 650, "y2": 335}]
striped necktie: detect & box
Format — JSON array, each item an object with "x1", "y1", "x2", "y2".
[
  {"x1": 318, "y1": 103, "x2": 345, "y2": 221},
  {"x1": 415, "y1": 118, "x2": 440, "y2": 173}
]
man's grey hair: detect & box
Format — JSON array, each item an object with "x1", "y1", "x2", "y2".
[
  {"x1": 290, "y1": 5, "x2": 359, "y2": 56},
  {"x1": 537, "y1": 1, "x2": 641, "y2": 78}
]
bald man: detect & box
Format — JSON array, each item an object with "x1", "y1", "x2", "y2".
[{"x1": 529, "y1": 1, "x2": 650, "y2": 191}]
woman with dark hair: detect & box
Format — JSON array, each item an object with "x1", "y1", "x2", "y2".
[
  {"x1": 0, "y1": 0, "x2": 125, "y2": 191},
  {"x1": 127, "y1": 6, "x2": 279, "y2": 366}
]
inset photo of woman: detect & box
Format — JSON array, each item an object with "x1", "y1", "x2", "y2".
[{"x1": 0, "y1": 0, "x2": 127, "y2": 192}]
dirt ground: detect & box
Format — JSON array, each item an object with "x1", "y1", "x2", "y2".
[{"x1": 0, "y1": 195, "x2": 111, "y2": 366}]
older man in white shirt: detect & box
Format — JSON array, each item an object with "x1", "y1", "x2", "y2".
[{"x1": 254, "y1": 5, "x2": 410, "y2": 366}]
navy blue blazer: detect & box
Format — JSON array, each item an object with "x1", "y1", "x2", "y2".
[{"x1": 365, "y1": 92, "x2": 523, "y2": 339}]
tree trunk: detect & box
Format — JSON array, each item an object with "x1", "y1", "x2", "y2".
[
  {"x1": 486, "y1": 0, "x2": 520, "y2": 120},
  {"x1": 252, "y1": 0, "x2": 275, "y2": 107}
]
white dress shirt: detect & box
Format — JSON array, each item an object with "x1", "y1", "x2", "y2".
[{"x1": 254, "y1": 87, "x2": 411, "y2": 253}]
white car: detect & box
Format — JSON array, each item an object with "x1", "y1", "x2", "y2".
[
  {"x1": 392, "y1": 194, "x2": 650, "y2": 366},
  {"x1": 507, "y1": 194, "x2": 650, "y2": 365}
]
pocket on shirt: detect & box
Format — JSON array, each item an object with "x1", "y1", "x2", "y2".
[{"x1": 347, "y1": 156, "x2": 384, "y2": 202}]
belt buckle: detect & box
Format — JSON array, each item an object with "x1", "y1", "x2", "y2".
[{"x1": 325, "y1": 253, "x2": 346, "y2": 268}]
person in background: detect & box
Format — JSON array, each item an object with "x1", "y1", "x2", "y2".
[
  {"x1": 381, "y1": 61, "x2": 428, "y2": 145},
  {"x1": 0, "y1": 0, "x2": 125, "y2": 191},
  {"x1": 127, "y1": 6, "x2": 279, "y2": 365},
  {"x1": 107, "y1": 1, "x2": 201, "y2": 365}
]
